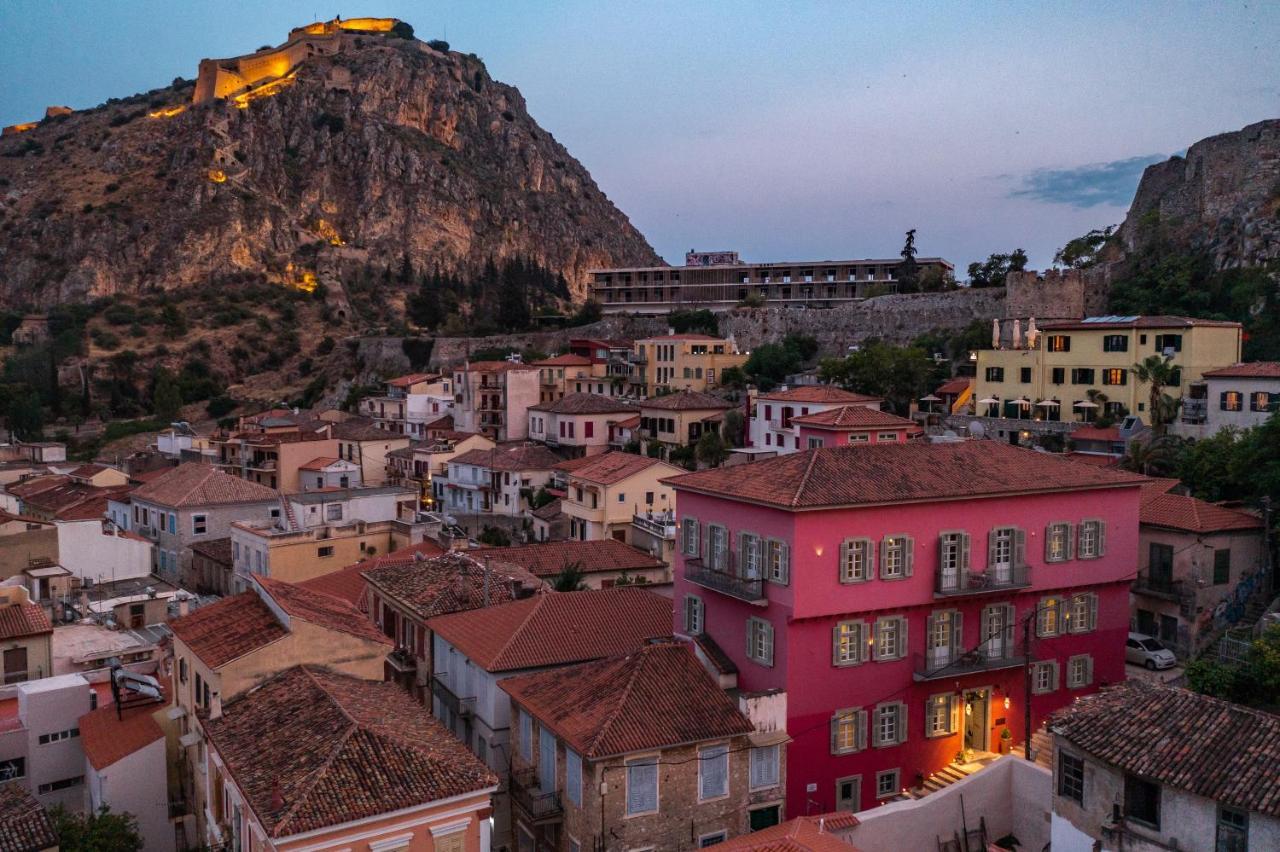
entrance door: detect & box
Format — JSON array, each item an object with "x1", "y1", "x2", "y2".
[{"x1": 963, "y1": 689, "x2": 989, "y2": 753}]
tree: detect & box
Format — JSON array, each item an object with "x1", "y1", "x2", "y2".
[
  {"x1": 51, "y1": 805, "x2": 143, "y2": 852},
  {"x1": 966, "y1": 249, "x2": 1028, "y2": 288},
  {"x1": 161, "y1": 303, "x2": 187, "y2": 338},
  {"x1": 1054, "y1": 226, "x2": 1115, "y2": 269},
  {"x1": 896, "y1": 229, "x2": 921, "y2": 293},
  {"x1": 151, "y1": 368, "x2": 183, "y2": 422},
  {"x1": 552, "y1": 561, "x2": 587, "y2": 591},
  {"x1": 667, "y1": 309, "x2": 719, "y2": 336},
  {"x1": 407, "y1": 272, "x2": 443, "y2": 330},
  {"x1": 477, "y1": 525, "x2": 510, "y2": 547},
  {"x1": 818, "y1": 341, "x2": 941, "y2": 415},
  {"x1": 742, "y1": 334, "x2": 820, "y2": 391},
  {"x1": 1187, "y1": 624, "x2": 1280, "y2": 709},
  {"x1": 529, "y1": 487, "x2": 555, "y2": 510},
  {"x1": 1131, "y1": 355, "x2": 1180, "y2": 434},
  {"x1": 695, "y1": 429, "x2": 728, "y2": 468},
  {"x1": 1120, "y1": 436, "x2": 1179, "y2": 477},
  {"x1": 4, "y1": 388, "x2": 44, "y2": 440},
  {"x1": 721, "y1": 408, "x2": 745, "y2": 447}
]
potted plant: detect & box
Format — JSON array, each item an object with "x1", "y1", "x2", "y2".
[{"x1": 1000, "y1": 727, "x2": 1013, "y2": 754}]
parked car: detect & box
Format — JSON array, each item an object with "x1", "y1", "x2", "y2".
[{"x1": 1126, "y1": 632, "x2": 1177, "y2": 670}]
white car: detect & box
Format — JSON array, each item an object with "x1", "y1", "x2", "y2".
[{"x1": 1126, "y1": 632, "x2": 1177, "y2": 670}]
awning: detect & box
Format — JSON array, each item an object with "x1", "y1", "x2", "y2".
[
  {"x1": 978, "y1": 397, "x2": 1000, "y2": 405},
  {"x1": 1036, "y1": 400, "x2": 1060, "y2": 407},
  {"x1": 1073, "y1": 401, "x2": 1098, "y2": 408}
]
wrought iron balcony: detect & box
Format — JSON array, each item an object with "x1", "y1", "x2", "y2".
[
  {"x1": 684, "y1": 555, "x2": 765, "y2": 604},
  {"x1": 431, "y1": 674, "x2": 475, "y2": 718},
  {"x1": 386, "y1": 647, "x2": 418, "y2": 675},
  {"x1": 632, "y1": 512, "x2": 676, "y2": 540},
  {"x1": 913, "y1": 646, "x2": 1028, "y2": 681},
  {"x1": 1181, "y1": 400, "x2": 1208, "y2": 424},
  {"x1": 509, "y1": 769, "x2": 564, "y2": 823},
  {"x1": 1132, "y1": 572, "x2": 1183, "y2": 602},
  {"x1": 934, "y1": 564, "x2": 1031, "y2": 597}
]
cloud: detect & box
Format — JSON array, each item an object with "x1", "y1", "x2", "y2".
[{"x1": 1010, "y1": 154, "x2": 1169, "y2": 208}]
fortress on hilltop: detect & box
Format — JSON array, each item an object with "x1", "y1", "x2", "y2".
[{"x1": 192, "y1": 17, "x2": 406, "y2": 106}]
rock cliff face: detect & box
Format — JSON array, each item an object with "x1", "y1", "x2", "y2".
[
  {"x1": 0, "y1": 33, "x2": 659, "y2": 308},
  {"x1": 1114, "y1": 119, "x2": 1280, "y2": 268}
]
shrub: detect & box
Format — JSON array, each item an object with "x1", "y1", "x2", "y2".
[
  {"x1": 206, "y1": 395, "x2": 237, "y2": 418},
  {"x1": 316, "y1": 336, "x2": 335, "y2": 356},
  {"x1": 427, "y1": 38, "x2": 449, "y2": 51}
]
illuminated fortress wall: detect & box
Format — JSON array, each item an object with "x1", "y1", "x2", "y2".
[{"x1": 192, "y1": 17, "x2": 401, "y2": 105}]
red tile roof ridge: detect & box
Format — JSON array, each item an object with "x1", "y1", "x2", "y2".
[{"x1": 1200, "y1": 361, "x2": 1280, "y2": 379}]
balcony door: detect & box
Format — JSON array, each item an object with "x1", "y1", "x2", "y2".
[
  {"x1": 983, "y1": 605, "x2": 1010, "y2": 661},
  {"x1": 928, "y1": 611, "x2": 956, "y2": 669},
  {"x1": 991, "y1": 529, "x2": 1013, "y2": 584}
]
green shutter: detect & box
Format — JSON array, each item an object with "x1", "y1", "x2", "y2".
[
  {"x1": 903, "y1": 536, "x2": 914, "y2": 577},
  {"x1": 1013, "y1": 528, "x2": 1026, "y2": 567},
  {"x1": 1065, "y1": 523, "x2": 1075, "y2": 560},
  {"x1": 960, "y1": 533, "x2": 971, "y2": 573}
]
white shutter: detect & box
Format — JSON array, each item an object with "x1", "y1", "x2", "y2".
[
  {"x1": 839, "y1": 540, "x2": 851, "y2": 582},
  {"x1": 762, "y1": 621, "x2": 774, "y2": 666},
  {"x1": 951, "y1": 611, "x2": 963, "y2": 657},
  {"x1": 896, "y1": 616, "x2": 908, "y2": 659},
  {"x1": 778, "y1": 541, "x2": 791, "y2": 585},
  {"x1": 1097, "y1": 521, "x2": 1106, "y2": 556},
  {"x1": 566, "y1": 748, "x2": 582, "y2": 806},
  {"x1": 627, "y1": 761, "x2": 657, "y2": 814},
  {"x1": 960, "y1": 532, "x2": 971, "y2": 573},
  {"x1": 903, "y1": 536, "x2": 914, "y2": 577},
  {"x1": 1013, "y1": 527, "x2": 1026, "y2": 567},
  {"x1": 1084, "y1": 656, "x2": 1094, "y2": 685},
  {"x1": 896, "y1": 702, "x2": 908, "y2": 745},
  {"x1": 857, "y1": 709, "x2": 868, "y2": 751},
  {"x1": 1088, "y1": 593, "x2": 1098, "y2": 631},
  {"x1": 1065, "y1": 523, "x2": 1075, "y2": 560},
  {"x1": 700, "y1": 745, "x2": 728, "y2": 799}
]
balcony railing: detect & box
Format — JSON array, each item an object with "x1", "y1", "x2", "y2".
[
  {"x1": 632, "y1": 512, "x2": 676, "y2": 540},
  {"x1": 934, "y1": 563, "x2": 1031, "y2": 597},
  {"x1": 509, "y1": 769, "x2": 564, "y2": 823},
  {"x1": 913, "y1": 645, "x2": 1028, "y2": 681},
  {"x1": 1181, "y1": 400, "x2": 1208, "y2": 424},
  {"x1": 431, "y1": 674, "x2": 476, "y2": 718},
  {"x1": 684, "y1": 555, "x2": 765, "y2": 604},
  {"x1": 1132, "y1": 572, "x2": 1183, "y2": 602},
  {"x1": 386, "y1": 648, "x2": 418, "y2": 675}
]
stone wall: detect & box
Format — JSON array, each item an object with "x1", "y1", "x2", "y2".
[{"x1": 1005, "y1": 269, "x2": 1110, "y2": 321}]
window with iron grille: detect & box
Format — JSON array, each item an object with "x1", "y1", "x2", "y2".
[{"x1": 1058, "y1": 751, "x2": 1084, "y2": 804}]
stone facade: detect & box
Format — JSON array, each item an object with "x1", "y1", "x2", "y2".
[{"x1": 1004, "y1": 269, "x2": 1110, "y2": 321}]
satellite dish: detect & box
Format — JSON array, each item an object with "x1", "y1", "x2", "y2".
[{"x1": 969, "y1": 421, "x2": 986, "y2": 439}]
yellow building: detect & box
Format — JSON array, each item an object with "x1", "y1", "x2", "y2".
[
  {"x1": 0, "y1": 586, "x2": 53, "y2": 684},
  {"x1": 637, "y1": 389, "x2": 734, "y2": 451},
  {"x1": 629, "y1": 333, "x2": 748, "y2": 398},
  {"x1": 230, "y1": 518, "x2": 418, "y2": 587},
  {"x1": 532, "y1": 354, "x2": 617, "y2": 402},
  {"x1": 973, "y1": 316, "x2": 1242, "y2": 425},
  {"x1": 560, "y1": 452, "x2": 684, "y2": 543}
]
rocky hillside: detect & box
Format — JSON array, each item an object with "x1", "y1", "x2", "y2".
[
  {"x1": 0, "y1": 28, "x2": 659, "y2": 309},
  {"x1": 1113, "y1": 119, "x2": 1280, "y2": 269}
]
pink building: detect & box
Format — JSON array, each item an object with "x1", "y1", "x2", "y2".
[
  {"x1": 749, "y1": 386, "x2": 883, "y2": 453},
  {"x1": 666, "y1": 441, "x2": 1141, "y2": 814},
  {"x1": 791, "y1": 406, "x2": 920, "y2": 449}
]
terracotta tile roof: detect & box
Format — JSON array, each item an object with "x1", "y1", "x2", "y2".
[
  {"x1": 297, "y1": 456, "x2": 342, "y2": 470},
  {"x1": 329, "y1": 418, "x2": 403, "y2": 442},
  {"x1": 565, "y1": 451, "x2": 678, "y2": 486},
  {"x1": 757, "y1": 386, "x2": 881, "y2": 404},
  {"x1": 386, "y1": 372, "x2": 439, "y2": 387},
  {"x1": 13, "y1": 478, "x2": 129, "y2": 519},
  {"x1": 716, "y1": 817, "x2": 861, "y2": 851},
  {"x1": 424, "y1": 414, "x2": 454, "y2": 431},
  {"x1": 500, "y1": 642, "x2": 751, "y2": 758},
  {"x1": 530, "y1": 393, "x2": 637, "y2": 415},
  {"x1": 254, "y1": 577, "x2": 391, "y2": 646},
  {"x1": 613, "y1": 414, "x2": 641, "y2": 428},
  {"x1": 0, "y1": 603, "x2": 52, "y2": 640},
  {"x1": 170, "y1": 592, "x2": 288, "y2": 667},
  {"x1": 1039, "y1": 315, "x2": 1241, "y2": 330},
  {"x1": 640, "y1": 389, "x2": 732, "y2": 411},
  {"x1": 427, "y1": 588, "x2": 672, "y2": 673},
  {"x1": 1201, "y1": 361, "x2": 1280, "y2": 379},
  {"x1": 1064, "y1": 452, "x2": 1120, "y2": 468},
  {"x1": 666, "y1": 441, "x2": 1146, "y2": 509},
  {"x1": 363, "y1": 552, "x2": 539, "y2": 621},
  {"x1": 469, "y1": 539, "x2": 663, "y2": 577},
  {"x1": 352, "y1": 540, "x2": 446, "y2": 570},
  {"x1": 298, "y1": 563, "x2": 371, "y2": 611},
  {"x1": 1140, "y1": 492, "x2": 1263, "y2": 534},
  {"x1": 129, "y1": 466, "x2": 177, "y2": 484},
  {"x1": 450, "y1": 444, "x2": 564, "y2": 472},
  {"x1": 457, "y1": 360, "x2": 537, "y2": 372},
  {"x1": 531, "y1": 497, "x2": 563, "y2": 521},
  {"x1": 131, "y1": 462, "x2": 278, "y2": 507},
  {"x1": 532, "y1": 353, "x2": 593, "y2": 367},
  {"x1": 552, "y1": 455, "x2": 599, "y2": 474},
  {"x1": 637, "y1": 333, "x2": 724, "y2": 341},
  {"x1": 1050, "y1": 679, "x2": 1280, "y2": 818},
  {"x1": 190, "y1": 537, "x2": 233, "y2": 565},
  {"x1": 79, "y1": 689, "x2": 167, "y2": 770},
  {"x1": 4, "y1": 474, "x2": 67, "y2": 499},
  {"x1": 790, "y1": 406, "x2": 914, "y2": 429},
  {"x1": 70, "y1": 463, "x2": 109, "y2": 478},
  {"x1": 0, "y1": 782, "x2": 58, "y2": 852},
  {"x1": 935, "y1": 377, "x2": 972, "y2": 396},
  {"x1": 1071, "y1": 425, "x2": 1122, "y2": 441},
  {"x1": 0, "y1": 510, "x2": 51, "y2": 527},
  {"x1": 203, "y1": 666, "x2": 497, "y2": 837}
]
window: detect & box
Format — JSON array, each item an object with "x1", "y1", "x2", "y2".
[
  {"x1": 1078, "y1": 519, "x2": 1105, "y2": 559},
  {"x1": 766, "y1": 539, "x2": 790, "y2": 585},
  {"x1": 38, "y1": 727, "x2": 80, "y2": 745},
  {"x1": 625, "y1": 758, "x2": 659, "y2": 815},
  {"x1": 1032, "y1": 660, "x2": 1059, "y2": 694},
  {"x1": 0, "y1": 757, "x2": 24, "y2": 781},
  {"x1": 874, "y1": 616, "x2": 908, "y2": 661},
  {"x1": 179, "y1": 657, "x2": 187, "y2": 684},
  {"x1": 836, "y1": 776, "x2": 861, "y2": 812},
  {"x1": 749, "y1": 744, "x2": 779, "y2": 790},
  {"x1": 926, "y1": 610, "x2": 961, "y2": 669},
  {"x1": 1250, "y1": 391, "x2": 1275, "y2": 412},
  {"x1": 1124, "y1": 774, "x2": 1161, "y2": 829},
  {"x1": 1019, "y1": 367, "x2": 1032, "y2": 384},
  {"x1": 988, "y1": 526, "x2": 1023, "y2": 581},
  {"x1": 926, "y1": 693, "x2": 958, "y2": 738},
  {"x1": 740, "y1": 533, "x2": 762, "y2": 579},
  {"x1": 879, "y1": 535, "x2": 912, "y2": 579},
  {"x1": 317, "y1": 545, "x2": 334, "y2": 558},
  {"x1": 807, "y1": 437, "x2": 825, "y2": 449},
  {"x1": 1220, "y1": 390, "x2": 1242, "y2": 411},
  {"x1": 876, "y1": 431, "x2": 900, "y2": 442},
  {"x1": 1102, "y1": 368, "x2": 1127, "y2": 386},
  {"x1": 1066, "y1": 654, "x2": 1093, "y2": 688},
  {"x1": 698, "y1": 744, "x2": 729, "y2": 800},
  {"x1": 1051, "y1": 366, "x2": 1065, "y2": 385},
  {"x1": 1038, "y1": 596, "x2": 1064, "y2": 637},
  {"x1": 519, "y1": 710, "x2": 533, "y2": 761},
  {"x1": 325, "y1": 503, "x2": 343, "y2": 521},
  {"x1": 747, "y1": 618, "x2": 774, "y2": 666},
  {"x1": 1154, "y1": 334, "x2": 1182, "y2": 353},
  {"x1": 984, "y1": 367, "x2": 1004, "y2": 382},
  {"x1": 707, "y1": 524, "x2": 728, "y2": 570},
  {"x1": 682, "y1": 518, "x2": 700, "y2": 556},
  {"x1": 1217, "y1": 806, "x2": 1249, "y2": 852},
  {"x1": 873, "y1": 702, "x2": 907, "y2": 747},
  {"x1": 876, "y1": 769, "x2": 901, "y2": 799},
  {"x1": 1213, "y1": 549, "x2": 1231, "y2": 585},
  {"x1": 1071, "y1": 367, "x2": 1095, "y2": 385},
  {"x1": 1069, "y1": 593, "x2": 1098, "y2": 633},
  {"x1": 1045, "y1": 522, "x2": 1072, "y2": 562},
  {"x1": 565, "y1": 748, "x2": 582, "y2": 807},
  {"x1": 839, "y1": 538, "x2": 873, "y2": 583},
  {"x1": 833, "y1": 620, "x2": 868, "y2": 666},
  {"x1": 1058, "y1": 751, "x2": 1084, "y2": 804},
  {"x1": 830, "y1": 708, "x2": 866, "y2": 754},
  {"x1": 684, "y1": 595, "x2": 704, "y2": 634},
  {"x1": 1047, "y1": 335, "x2": 1071, "y2": 352},
  {"x1": 192, "y1": 514, "x2": 207, "y2": 535},
  {"x1": 847, "y1": 432, "x2": 869, "y2": 443},
  {"x1": 1102, "y1": 334, "x2": 1128, "y2": 353},
  {"x1": 38, "y1": 776, "x2": 83, "y2": 794},
  {"x1": 699, "y1": 832, "x2": 728, "y2": 847}
]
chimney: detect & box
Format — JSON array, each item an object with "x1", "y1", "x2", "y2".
[
  {"x1": 177, "y1": 596, "x2": 190, "y2": 617},
  {"x1": 209, "y1": 691, "x2": 223, "y2": 720}
]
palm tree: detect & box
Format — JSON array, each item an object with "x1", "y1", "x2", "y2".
[
  {"x1": 1120, "y1": 436, "x2": 1179, "y2": 477},
  {"x1": 552, "y1": 561, "x2": 587, "y2": 592},
  {"x1": 1085, "y1": 388, "x2": 1109, "y2": 424},
  {"x1": 1131, "y1": 355, "x2": 1180, "y2": 434}
]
